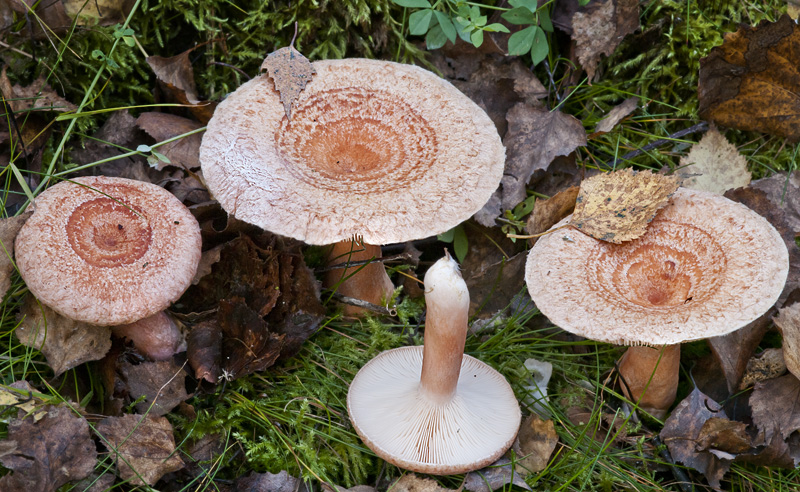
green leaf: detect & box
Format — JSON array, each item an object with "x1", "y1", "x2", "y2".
[
  {"x1": 507, "y1": 26, "x2": 535, "y2": 56},
  {"x1": 438, "y1": 228, "x2": 455, "y2": 242},
  {"x1": 484, "y1": 23, "x2": 510, "y2": 33},
  {"x1": 530, "y1": 25, "x2": 549, "y2": 65},
  {"x1": 470, "y1": 28, "x2": 484, "y2": 47},
  {"x1": 136, "y1": 144, "x2": 152, "y2": 153},
  {"x1": 123, "y1": 36, "x2": 136, "y2": 47},
  {"x1": 474, "y1": 15, "x2": 488, "y2": 27},
  {"x1": 409, "y1": 9, "x2": 434, "y2": 35},
  {"x1": 502, "y1": 6, "x2": 536, "y2": 25},
  {"x1": 152, "y1": 150, "x2": 171, "y2": 163},
  {"x1": 509, "y1": 0, "x2": 538, "y2": 12},
  {"x1": 434, "y1": 11, "x2": 457, "y2": 43},
  {"x1": 392, "y1": 0, "x2": 431, "y2": 7},
  {"x1": 426, "y1": 24, "x2": 448, "y2": 49},
  {"x1": 453, "y1": 225, "x2": 468, "y2": 263},
  {"x1": 539, "y1": 8, "x2": 554, "y2": 32},
  {"x1": 469, "y1": 5, "x2": 481, "y2": 19},
  {"x1": 455, "y1": 21, "x2": 473, "y2": 43}
]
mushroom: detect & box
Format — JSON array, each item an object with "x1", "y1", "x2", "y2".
[
  {"x1": 347, "y1": 253, "x2": 521, "y2": 474},
  {"x1": 200, "y1": 58, "x2": 504, "y2": 314},
  {"x1": 112, "y1": 311, "x2": 185, "y2": 361},
  {"x1": 525, "y1": 188, "x2": 789, "y2": 417},
  {"x1": 15, "y1": 176, "x2": 202, "y2": 358}
]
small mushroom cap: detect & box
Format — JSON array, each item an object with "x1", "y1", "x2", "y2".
[
  {"x1": 347, "y1": 346, "x2": 521, "y2": 475},
  {"x1": 16, "y1": 176, "x2": 202, "y2": 326},
  {"x1": 526, "y1": 187, "x2": 789, "y2": 346},
  {"x1": 200, "y1": 58, "x2": 504, "y2": 245}
]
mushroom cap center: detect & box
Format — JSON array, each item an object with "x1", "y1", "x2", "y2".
[
  {"x1": 588, "y1": 220, "x2": 727, "y2": 309},
  {"x1": 67, "y1": 197, "x2": 153, "y2": 268},
  {"x1": 275, "y1": 87, "x2": 438, "y2": 194}
]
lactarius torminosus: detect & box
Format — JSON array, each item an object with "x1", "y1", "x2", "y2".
[
  {"x1": 526, "y1": 188, "x2": 788, "y2": 418},
  {"x1": 347, "y1": 253, "x2": 520, "y2": 474}
]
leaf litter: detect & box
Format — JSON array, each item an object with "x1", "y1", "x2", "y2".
[
  {"x1": 261, "y1": 44, "x2": 316, "y2": 120},
  {"x1": 681, "y1": 126, "x2": 751, "y2": 194}
]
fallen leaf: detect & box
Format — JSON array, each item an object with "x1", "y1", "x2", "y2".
[
  {"x1": 119, "y1": 359, "x2": 188, "y2": 416},
  {"x1": 499, "y1": 103, "x2": 587, "y2": 215},
  {"x1": 464, "y1": 457, "x2": 532, "y2": 492},
  {"x1": 750, "y1": 171, "x2": 800, "y2": 235},
  {"x1": 71, "y1": 473, "x2": 116, "y2": 492},
  {"x1": 513, "y1": 414, "x2": 558, "y2": 475},
  {"x1": 16, "y1": 297, "x2": 112, "y2": 376},
  {"x1": 136, "y1": 112, "x2": 203, "y2": 170},
  {"x1": 521, "y1": 358, "x2": 553, "y2": 417},
  {"x1": 390, "y1": 474, "x2": 455, "y2": 492},
  {"x1": 595, "y1": 96, "x2": 638, "y2": 134},
  {"x1": 62, "y1": 0, "x2": 132, "y2": 25},
  {"x1": 695, "y1": 417, "x2": 752, "y2": 454},
  {"x1": 0, "y1": 405, "x2": 97, "y2": 491},
  {"x1": 525, "y1": 186, "x2": 579, "y2": 245},
  {"x1": 774, "y1": 303, "x2": 800, "y2": 380},
  {"x1": 571, "y1": 168, "x2": 679, "y2": 243},
  {"x1": 750, "y1": 374, "x2": 800, "y2": 443},
  {"x1": 323, "y1": 484, "x2": 376, "y2": 492},
  {"x1": 0, "y1": 68, "x2": 76, "y2": 114},
  {"x1": 96, "y1": 414, "x2": 185, "y2": 486},
  {"x1": 698, "y1": 14, "x2": 800, "y2": 142},
  {"x1": 738, "y1": 348, "x2": 787, "y2": 389},
  {"x1": 0, "y1": 212, "x2": 31, "y2": 298},
  {"x1": 571, "y1": 0, "x2": 639, "y2": 80},
  {"x1": 219, "y1": 297, "x2": 284, "y2": 379},
  {"x1": 681, "y1": 126, "x2": 751, "y2": 194},
  {"x1": 707, "y1": 314, "x2": 772, "y2": 394},
  {"x1": 237, "y1": 470, "x2": 309, "y2": 492},
  {"x1": 2, "y1": 0, "x2": 70, "y2": 38},
  {"x1": 261, "y1": 46, "x2": 316, "y2": 120},
  {"x1": 734, "y1": 430, "x2": 800, "y2": 468},
  {"x1": 660, "y1": 387, "x2": 730, "y2": 490},
  {"x1": 147, "y1": 50, "x2": 216, "y2": 123}
]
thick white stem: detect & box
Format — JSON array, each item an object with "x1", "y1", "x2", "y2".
[{"x1": 420, "y1": 253, "x2": 470, "y2": 403}]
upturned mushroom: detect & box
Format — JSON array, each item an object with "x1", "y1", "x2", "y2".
[
  {"x1": 525, "y1": 188, "x2": 789, "y2": 417},
  {"x1": 347, "y1": 253, "x2": 521, "y2": 474},
  {"x1": 200, "y1": 58, "x2": 504, "y2": 313},
  {"x1": 15, "y1": 176, "x2": 202, "y2": 358}
]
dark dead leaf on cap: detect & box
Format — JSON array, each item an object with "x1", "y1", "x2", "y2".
[
  {"x1": 0, "y1": 212, "x2": 31, "y2": 299},
  {"x1": 96, "y1": 414, "x2": 185, "y2": 486},
  {"x1": 237, "y1": 470, "x2": 310, "y2": 492},
  {"x1": 707, "y1": 313, "x2": 772, "y2": 394},
  {"x1": 0, "y1": 405, "x2": 96, "y2": 491},
  {"x1": 119, "y1": 359, "x2": 188, "y2": 416},
  {"x1": 571, "y1": 168, "x2": 679, "y2": 243},
  {"x1": 695, "y1": 417, "x2": 752, "y2": 454},
  {"x1": 571, "y1": 0, "x2": 640, "y2": 81},
  {"x1": 660, "y1": 387, "x2": 731, "y2": 490},
  {"x1": 147, "y1": 50, "x2": 216, "y2": 123},
  {"x1": 774, "y1": 303, "x2": 800, "y2": 380},
  {"x1": 261, "y1": 46, "x2": 316, "y2": 120},
  {"x1": 219, "y1": 297, "x2": 284, "y2": 379},
  {"x1": 681, "y1": 126, "x2": 751, "y2": 194},
  {"x1": 594, "y1": 97, "x2": 638, "y2": 134},
  {"x1": 750, "y1": 374, "x2": 800, "y2": 443},
  {"x1": 16, "y1": 297, "x2": 112, "y2": 376},
  {"x1": 464, "y1": 457, "x2": 532, "y2": 492},
  {"x1": 525, "y1": 186, "x2": 579, "y2": 245},
  {"x1": 499, "y1": 103, "x2": 586, "y2": 216},
  {"x1": 136, "y1": 112, "x2": 203, "y2": 170},
  {"x1": 698, "y1": 14, "x2": 800, "y2": 142},
  {"x1": 513, "y1": 414, "x2": 558, "y2": 475},
  {"x1": 187, "y1": 320, "x2": 222, "y2": 383}
]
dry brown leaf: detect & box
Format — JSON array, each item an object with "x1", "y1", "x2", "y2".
[
  {"x1": 16, "y1": 297, "x2": 112, "y2": 376},
  {"x1": 660, "y1": 387, "x2": 731, "y2": 490},
  {"x1": 513, "y1": 414, "x2": 558, "y2": 475},
  {"x1": 186, "y1": 320, "x2": 222, "y2": 383},
  {"x1": 525, "y1": 186, "x2": 579, "y2": 245},
  {"x1": 136, "y1": 112, "x2": 203, "y2": 170},
  {"x1": 571, "y1": 168, "x2": 679, "y2": 243},
  {"x1": 237, "y1": 471, "x2": 309, "y2": 492},
  {"x1": 147, "y1": 50, "x2": 216, "y2": 123},
  {"x1": 595, "y1": 97, "x2": 638, "y2": 134},
  {"x1": 699, "y1": 15, "x2": 800, "y2": 142},
  {"x1": 750, "y1": 172, "x2": 800, "y2": 234},
  {"x1": 63, "y1": 0, "x2": 133, "y2": 25},
  {"x1": 0, "y1": 212, "x2": 31, "y2": 299},
  {"x1": 0, "y1": 68, "x2": 76, "y2": 114},
  {"x1": 739, "y1": 348, "x2": 787, "y2": 389},
  {"x1": 464, "y1": 457, "x2": 532, "y2": 492},
  {"x1": 119, "y1": 359, "x2": 188, "y2": 416},
  {"x1": 0, "y1": 405, "x2": 97, "y2": 491},
  {"x1": 571, "y1": 0, "x2": 639, "y2": 80},
  {"x1": 499, "y1": 103, "x2": 586, "y2": 214},
  {"x1": 774, "y1": 303, "x2": 800, "y2": 380},
  {"x1": 681, "y1": 127, "x2": 751, "y2": 194},
  {"x1": 390, "y1": 474, "x2": 455, "y2": 492},
  {"x1": 261, "y1": 46, "x2": 316, "y2": 120},
  {"x1": 707, "y1": 314, "x2": 772, "y2": 394},
  {"x1": 750, "y1": 374, "x2": 800, "y2": 443},
  {"x1": 96, "y1": 414, "x2": 185, "y2": 486},
  {"x1": 695, "y1": 417, "x2": 752, "y2": 454}
]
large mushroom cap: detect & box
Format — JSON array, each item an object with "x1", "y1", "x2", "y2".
[
  {"x1": 15, "y1": 176, "x2": 202, "y2": 325},
  {"x1": 200, "y1": 58, "x2": 505, "y2": 245},
  {"x1": 347, "y1": 346, "x2": 520, "y2": 475},
  {"x1": 526, "y1": 187, "x2": 789, "y2": 346}
]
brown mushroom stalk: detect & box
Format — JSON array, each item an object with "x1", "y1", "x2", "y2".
[
  {"x1": 112, "y1": 311, "x2": 185, "y2": 361},
  {"x1": 347, "y1": 253, "x2": 520, "y2": 475},
  {"x1": 617, "y1": 344, "x2": 680, "y2": 417},
  {"x1": 324, "y1": 239, "x2": 394, "y2": 316}
]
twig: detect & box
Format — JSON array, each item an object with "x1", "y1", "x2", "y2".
[
  {"x1": 290, "y1": 21, "x2": 299, "y2": 48},
  {"x1": 507, "y1": 224, "x2": 571, "y2": 240},
  {"x1": 329, "y1": 293, "x2": 396, "y2": 317},
  {"x1": 208, "y1": 61, "x2": 251, "y2": 80},
  {"x1": 317, "y1": 252, "x2": 414, "y2": 273},
  {"x1": 608, "y1": 121, "x2": 709, "y2": 169}
]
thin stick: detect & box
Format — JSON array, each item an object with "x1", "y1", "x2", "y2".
[
  {"x1": 329, "y1": 293, "x2": 396, "y2": 317},
  {"x1": 290, "y1": 22, "x2": 299, "y2": 48},
  {"x1": 507, "y1": 224, "x2": 571, "y2": 240},
  {"x1": 609, "y1": 121, "x2": 709, "y2": 168},
  {"x1": 317, "y1": 252, "x2": 414, "y2": 273}
]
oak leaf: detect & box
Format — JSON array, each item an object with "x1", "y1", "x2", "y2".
[{"x1": 261, "y1": 46, "x2": 316, "y2": 120}]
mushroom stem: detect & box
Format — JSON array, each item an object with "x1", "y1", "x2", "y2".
[
  {"x1": 420, "y1": 253, "x2": 469, "y2": 404},
  {"x1": 325, "y1": 239, "x2": 395, "y2": 316},
  {"x1": 617, "y1": 344, "x2": 681, "y2": 418},
  {"x1": 112, "y1": 311, "x2": 185, "y2": 361}
]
